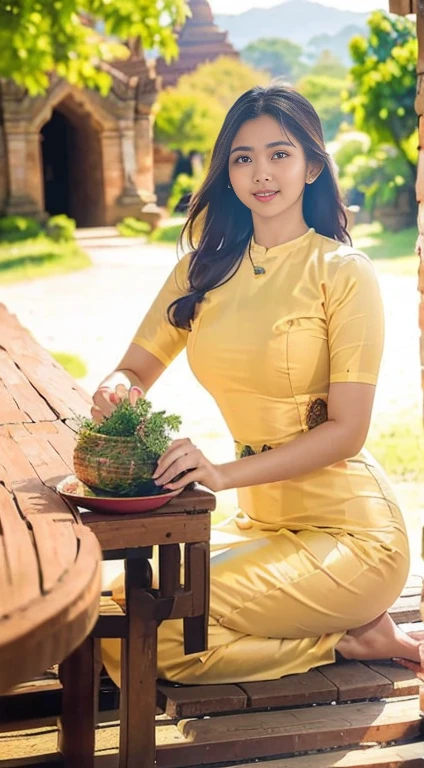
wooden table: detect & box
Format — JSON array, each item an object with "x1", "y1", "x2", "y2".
[
  {"x1": 0, "y1": 303, "x2": 215, "y2": 767},
  {"x1": 59, "y1": 487, "x2": 215, "y2": 768},
  {"x1": 0, "y1": 304, "x2": 102, "y2": 694}
]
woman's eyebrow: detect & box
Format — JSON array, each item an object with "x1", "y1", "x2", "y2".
[{"x1": 230, "y1": 140, "x2": 293, "y2": 155}]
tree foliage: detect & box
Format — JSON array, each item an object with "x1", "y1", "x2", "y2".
[
  {"x1": 154, "y1": 89, "x2": 225, "y2": 154},
  {"x1": 332, "y1": 130, "x2": 371, "y2": 177},
  {"x1": 154, "y1": 57, "x2": 269, "y2": 153},
  {"x1": 241, "y1": 37, "x2": 306, "y2": 81},
  {"x1": 339, "y1": 144, "x2": 413, "y2": 213},
  {"x1": 307, "y1": 50, "x2": 347, "y2": 80},
  {"x1": 0, "y1": 0, "x2": 189, "y2": 95},
  {"x1": 297, "y1": 74, "x2": 349, "y2": 141},
  {"x1": 342, "y1": 11, "x2": 417, "y2": 167},
  {"x1": 177, "y1": 56, "x2": 270, "y2": 111}
]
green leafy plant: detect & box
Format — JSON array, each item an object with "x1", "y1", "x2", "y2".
[
  {"x1": 332, "y1": 131, "x2": 371, "y2": 176},
  {"x1": 0, "y1": 216, "x2": 42, "y2": 242},
  {"x1": 342, "y1": 11, "x2": 417, "y2": 171},
  {"x1": 0, "y1": 0, "x2": 189, "y2": 95},
  {"x1": 80, "y1": 398, "x2": 181, "y2": 451},
  {"x1": 74, "y1": 398, "x2": 182, "y2": 495},
  {"x1": 45, "y1": 214, "x2": 76, "y2": 242},
  {"x1": 339, "y1": 144, "x2": 414, "y2": 213},
  {"x1": 116, "y1": 218, "x2": 151, "y2": 237},
  {"x1": 167, "y1": 173, "x2": 201, "y2": 214}
]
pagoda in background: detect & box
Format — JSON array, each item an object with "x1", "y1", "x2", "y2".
[{"x1": 156, "y1": 0, "x2": 238, "y2": 88}]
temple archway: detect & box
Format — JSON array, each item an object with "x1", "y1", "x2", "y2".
[{"x1": 40, "y1": 96, "x2": 105, "y2": 227}]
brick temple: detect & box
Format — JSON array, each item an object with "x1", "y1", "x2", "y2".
[
  {"x1": 156, "y1": 0, "x2": 238, "y2": 88},
  {"x1": 0, "y1": 0, "x2": 237, "y2": 228},
  {"x1": 0, "y1": 54, "x2": 160, "y2": 227}
]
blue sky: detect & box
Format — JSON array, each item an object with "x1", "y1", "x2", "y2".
[{"x1": 209, "y1": 1, "x2": 388, "y2": 14}]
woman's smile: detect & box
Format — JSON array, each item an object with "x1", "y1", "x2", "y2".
[{"x1": 253, "y1": 189, "x2": 280, "y2": 203}]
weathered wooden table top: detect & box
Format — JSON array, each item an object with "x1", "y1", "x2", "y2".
[{"x1": 0, "y1": 304, "x2": 102, "y2": 693}]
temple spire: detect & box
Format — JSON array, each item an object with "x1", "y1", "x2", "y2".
[{"x1": 156, "y1": 0, "x2": 238, "y2": 88}]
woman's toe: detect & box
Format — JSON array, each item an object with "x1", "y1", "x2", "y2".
[{"x1": 392, "y1": 657, "x2": 424, "y2": 679}]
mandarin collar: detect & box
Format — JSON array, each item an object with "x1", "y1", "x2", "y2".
[{"x1": 250, "y1": 228, "x2": 315, "y2": 258}]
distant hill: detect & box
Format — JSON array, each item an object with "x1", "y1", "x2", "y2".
[
  {"x1": 214, "y1": 0, "x2": 373, "y2": 52},
  {"x1": 306, "y1": 24, "x2": 367, "y2": 66}
]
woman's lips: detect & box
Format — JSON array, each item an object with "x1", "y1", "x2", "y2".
[{"x1": 253, "y1": 191, "x2": 279, "y2": 202}]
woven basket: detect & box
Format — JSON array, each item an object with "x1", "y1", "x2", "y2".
[{"x1": 73, "y1": 433, "x2": 157, "y2": 496}]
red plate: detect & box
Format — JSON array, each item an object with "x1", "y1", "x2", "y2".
[{"x1": 56, "y1": 475, "x2": 180, "y2": 514}]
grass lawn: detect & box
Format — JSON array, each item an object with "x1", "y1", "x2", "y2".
[
  {"x1": 366, "y1": 409, "x2": 424, "y2": 484},
  {"x1": 150, "y1": 222, "x2": 184, "y2": 245},
  {"x1": 50, "y1": 351, "x2": 88, "y2": 378},
  {"x1": 351, "y1": 222, "x2": 418, "y2": 276},
  {"x1": 0, "y1": 236, "x2": 91, "y2": 284}
]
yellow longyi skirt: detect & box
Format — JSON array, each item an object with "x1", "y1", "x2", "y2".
[{"x1": 102, "y1": 510, "x2": 409, "y2": 686}]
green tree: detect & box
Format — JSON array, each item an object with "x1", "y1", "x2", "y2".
[
  {"x1": 154, "y1": 90, "x2": 225, "y2": 154},
  {"x1": 178, "y1": 56, "x2": 270, "y2": 111},
  {"x1": 297, "y1": 74, "x2": 349, "y2": 141},
  {"x1": 155, "y1": 57, "x2": 269, "y2": 154},
  {"x1": 342, "y1": 10, "x2": 417, "y2": 172},
  {"x1": 307, "y1": 50, "x2": 347, "y2": 80},
  {"x1": 0, "y1": 0, "x2": 188, "y2": 95},
  {"x1": 241, "y1": 37, "x2": 306, "y2": 81},
  {"x1": 340, "y1": 144, "x2": 414, "y2": 216}
]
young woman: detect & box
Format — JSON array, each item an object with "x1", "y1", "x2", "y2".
[{"x1": 96, "y1": 84, "x2": 423, "y2": 685}]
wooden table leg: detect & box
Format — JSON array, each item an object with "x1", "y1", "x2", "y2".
[
  {"x1": 159, "y1": 543, "x2": 181, "y2": 597},
  {"x1": 58, "y1": 636, "x2": 101, "y2": 768},
  {"x1": 183, "y1": 541, "x2": 210, "y2": 654},
  {"x1": 119, "y1": 557, "x2": 157, "y2": 768}
]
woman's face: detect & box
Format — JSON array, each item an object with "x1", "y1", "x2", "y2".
[{"x1": 228, "y1": 114, "x2": 317, "y2": 221}]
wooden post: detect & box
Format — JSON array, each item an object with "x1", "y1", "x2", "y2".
[
  {"x1": 119, "y1": 557, "x2": 157, "y2": 768},
  {"x1": 388, "y1": 0, "x2": 415, "y2": 12},
  {"x1": 416, "y1": 2, "x2": 424, "y2": 424},
  {"x1": 413, "y1": 0, "x2": 424, "y2": 719},
  {"x1": 58, "y1": 637, "x2": 102, "y2": 768},
  {"x1": 389, "y1": 0, "x2": 424, "y2": 709}
]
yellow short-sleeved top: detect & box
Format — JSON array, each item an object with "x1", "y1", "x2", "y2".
[
  {"x1": 132, "y1": 228, "x2": 383, "y2": 441},
  {"x1": 132, "y1": 255, "x2": 191, "y2": 367},
  {"x1": 132, "y1": 228, "x2": 387, "y2": 532}
]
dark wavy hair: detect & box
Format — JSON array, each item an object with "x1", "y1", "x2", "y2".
[{"x1": 168, "y1": 83, "x2": 351, "y2": 330}]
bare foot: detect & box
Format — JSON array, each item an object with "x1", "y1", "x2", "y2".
[{"x1": 335, "y1": 612, "x2": 424, "y2": 665}]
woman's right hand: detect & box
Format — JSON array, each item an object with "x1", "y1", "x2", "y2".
[{"x1": 91, "y1": 380, "x2": 143, "y2": 424}]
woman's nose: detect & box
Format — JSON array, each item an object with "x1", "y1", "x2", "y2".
[{"x1": 254, "y1": 167, "x2": 273, "y2": 183}]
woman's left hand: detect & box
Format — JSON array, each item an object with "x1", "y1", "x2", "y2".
[{"x1": 152, "y1": 438, "x2": 226, "y2": 492}]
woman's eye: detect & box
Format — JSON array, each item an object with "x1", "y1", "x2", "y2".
[{"x1": 233, "y1": 152, "x2": 287, "y2": 164}]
